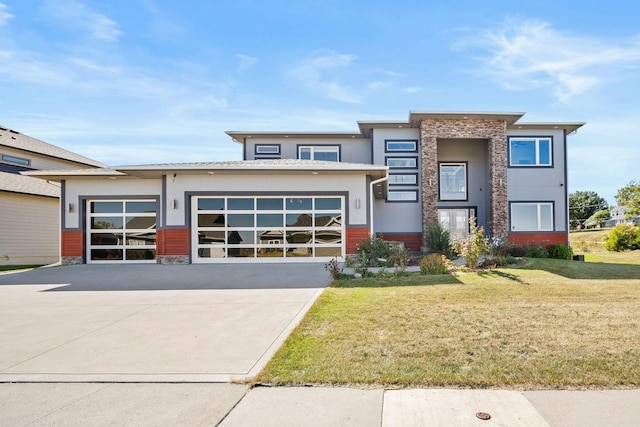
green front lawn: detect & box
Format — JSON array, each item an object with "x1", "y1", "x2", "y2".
[{"x1": 256, "y1": 255, "x2": 640, "y2": 389}]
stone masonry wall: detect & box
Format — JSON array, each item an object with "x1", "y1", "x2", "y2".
[{"x1": 420, "y1": 119, "x2": 508, "y2": 248}]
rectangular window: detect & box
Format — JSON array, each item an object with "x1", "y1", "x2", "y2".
[
  {"x1": 388, "y1": 173, "x2": 418, "y2": 185},
  {"x1": 255, "y1": 144, "x2": 280, "y2": 155},
  {"x1": 439, "y1": 162, "x2": 467, "y2": 201},
  {"x1": 387, "y1": 190, "x2": 418, "y2": 202},
  {"x1": 385, "y1": 157, "x2": 418, "y2": 169},
  {"x1": 385, "y1": 140, "x2": 417, "y2": 152},
  {"x1": 298, "y1": 146, "x2": 340, "y2": 162},
  {"x1": 509, "y1": 137, "x2": 553, "y2": 166},
  {"x1": 510, "y1": 202, "x2": 554, "y2": 231},
  {"x1": 1, "y1": 154, "x2": 30, "y2": 166}
]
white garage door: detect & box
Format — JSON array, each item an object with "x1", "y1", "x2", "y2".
[
  {"x1": 87, "y1": 200, "x2": 157, "y2": 263},
  {"x1": 192, "y1": 196, "x2": 344, "y2": 262}
]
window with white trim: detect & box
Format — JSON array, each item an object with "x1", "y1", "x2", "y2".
[
  {"x1": 298, "y1": 146, "x2": 340, "y2": 162},
  {"x1": 509, "y1": 137, "x2": 552, "y2": 166},
  {"x1": 510, "y1": 202, "x2": 554, "y2": 231},
  {"x1": 439, "y1": 163, "x2": 467, "y2": 200}
]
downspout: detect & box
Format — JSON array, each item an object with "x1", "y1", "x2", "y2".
[{"x1": 369, "y1": 171, "x2": 389, "y2": 239}]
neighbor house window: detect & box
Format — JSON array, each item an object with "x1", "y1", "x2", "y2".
[
  {"x1": 385, "y1": 140, "x2": 417, "y2": 152},
  {"x1": 509, "y1": 137, "x2": 553, "y2": 166},
  {"x1": 385, "y1": 157, "x2": 418, "y2": 169},
  {"x1": 387, "y1": 190, "x2": 418, "y2": 202},
  {"x1": 439, "y1": 162, "x2": 467, "y2": 201},
  {"x1": 298, "y1": 146, "x2": 340, "y2": 162},
  {"x1": 1, "y1": 154, "x2": 30, "y2": 166},
  {"x1": 510, "y1": 202, "x2": 554, "y2": 231},
  {"x1": 255, "y1": 144, "x2": 280, "y2": 155}
]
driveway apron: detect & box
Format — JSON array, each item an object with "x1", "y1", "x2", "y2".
[{"x1": 0, "y1": 264, "x2": 330, "y2": 382}]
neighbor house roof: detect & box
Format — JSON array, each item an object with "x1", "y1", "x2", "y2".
[
  {"x1": 0, "y1": 126, "x2": 106, "y2": 168},
  {"x1": 0, "y1": 171, "x2": 60, "y2": 198}
]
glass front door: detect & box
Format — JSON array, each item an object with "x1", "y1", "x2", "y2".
[{"x1": 438, "y1": 208, "x2": 475, "y2": 241}]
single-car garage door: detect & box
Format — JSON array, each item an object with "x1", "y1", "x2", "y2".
[
  {"x1": 192, "y1": 195, "x2": 344, "y2": 262},
  {"x1": 87, "y1": 200, "x2": 157, "y2": 263}
]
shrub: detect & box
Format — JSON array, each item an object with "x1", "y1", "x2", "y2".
[
  {"x1": 420, "y1": 253, "x2": 451, "y2": 274},
  {"x1": 525, "y1": 243, "x2": 549, "y2": 258},
  {"x1": 425, "y1": 221, "x2": 453, "y2": 257},
  {"x1": 548, "y1": 243, "x2": 573, "y2": 260},
  {"x1": 452, "y1": 218, "x2": 488, "y2": 268},
  {"x1": 357, "y1": 236, "x2": 393, "y2": 267},
  {"x1": 604, "y1": 224, "x2": 640, "y2": 251},
  {"x1": 324, "y1": 257, "x2": 343, "y2": 280}
]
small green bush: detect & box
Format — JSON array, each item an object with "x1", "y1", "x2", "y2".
[
  {"x1": 525, "y1": 243, "x2": 549, "y2": 258},
  {"x1": 425, "y1": 221, "x2": 453, "y2": 257},
  {"x1": 357, "y1": 236, "x2": 393, "y2": 267},
  {"x1": 452, "y1": 218, "x2": 488, "y2": 268},
  {"x1": 548, "y1": 244, "x2": 573, "y2": 260},
  {"x1": 420, "y1": 253, "x2": 451, "y2": 275},
  {"x1": 604, "y1": 224, "x2": 640, "y2": 251}
]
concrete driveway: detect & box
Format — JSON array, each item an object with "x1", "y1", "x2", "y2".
[{"x1": 0, "y1": 264, "x2": 330, "y2": 382}]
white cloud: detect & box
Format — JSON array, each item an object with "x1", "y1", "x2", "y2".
[
  {"x1": 42, "y1": 0, "x2": 122, "y2": 42},
  {"x1": 0, "y1": 3, "x2": 13, "y2": 26},
  {"x1": 462, "y1": 18, "x2": 640, "y2": 102},
  {"x1": 288, "y1": 51, "x2": 364, "y2": 104},
  {"x1": 236, "y1": 54, "x2": 257, "y2": 71},
  {"x1": 402, "y1": 86, "x2": 422, "y2": 94}
]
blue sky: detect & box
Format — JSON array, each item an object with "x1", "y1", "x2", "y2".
[{"x1": 1, "y1": 1, "x2": 639, "y2": 204}]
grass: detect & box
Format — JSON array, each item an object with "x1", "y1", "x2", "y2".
[
  {"x1": 256, "y1": 253, "x2": 640, "y2": 389},
  {"x1": 0, "y1": 264, "x2": 43, "y2": 272}
]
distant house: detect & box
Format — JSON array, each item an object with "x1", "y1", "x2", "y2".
[
  {"x1": 0, "y1": 126, "x2": 105, "y2": 265},
  {"x1": 26, "y1": 111, "x2": 584, "y2": 265},
  {"x1": 605, "y1": 206, "x2": 640, "y2": 227}
]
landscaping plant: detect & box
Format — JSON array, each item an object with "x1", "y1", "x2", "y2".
[{"x1": 604, "y1": 223, "x2": 640, "y2": 251}]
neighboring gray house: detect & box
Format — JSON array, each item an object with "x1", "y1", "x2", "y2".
[
  {"x1": 605, "y1": 206, "x2": 640, "y2": 227},
  {"x1": 0, "y1": 126, "x2": 105, "y2": 265},
  {"x1": 27, "y1": 111, "x2": 584, "y2": 265}
]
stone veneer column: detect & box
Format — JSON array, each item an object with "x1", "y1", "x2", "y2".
[{"x1": 419, "y1": 119, "x2": 509, "y2": 248}]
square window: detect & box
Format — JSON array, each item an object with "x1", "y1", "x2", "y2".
[
  {"x1": 509, "y1": 137, "x2": 553, "y2": 166},
  {"x1": 510, "y1": 202, "x2": 554, "y2": 231}
]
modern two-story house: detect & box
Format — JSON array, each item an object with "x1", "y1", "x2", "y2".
[{"x1": 26, "y1": 111, "x2": 584, "y2": 265}]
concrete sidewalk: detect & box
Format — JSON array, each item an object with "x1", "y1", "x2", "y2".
[{"x1": 2, "y1": 384, "x2": 638, "y2": 426}]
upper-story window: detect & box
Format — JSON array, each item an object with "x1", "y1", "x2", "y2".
[
  {"x1": 2, "y1": 154, "x2": 30, "y2": 166},
  {"x1": 385, "y1": 157, "x2": 418, "y2": 169},
  {"x1": 509, "y1": 137, "x2": 553, "y2": 167},
  {"x1": 255, "y1": 144, "x2": 280, "y2": 155},
  {"x1": 385, "y1": 140, "x2": 417, "y2": 152},
  {"x1": 439, "y1": 162, "x2": 467, "y2": 201},
  {"x1": 298, "y1": 146, "x2": 340, "y2": 162}
]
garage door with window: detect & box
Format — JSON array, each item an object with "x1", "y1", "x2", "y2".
[
  {"x1": 87, "y1": 200, "x2": 157, "y2": 263},
  {"x1": 193, "y1": 196, "x2": 344, "y2": 262}
]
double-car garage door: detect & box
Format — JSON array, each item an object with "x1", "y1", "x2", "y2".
[{"x1": 192, "y1": 195, "x2": 344, "y2": 262}]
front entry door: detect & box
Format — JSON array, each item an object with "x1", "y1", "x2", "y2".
[{"x1": 438, "y1": 208, "x2": 474, "y2": 241}]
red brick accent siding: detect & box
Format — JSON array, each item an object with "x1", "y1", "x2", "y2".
[
  {"x1": 378, "y1": 233, "x2": 423, "y2": 251},
  {"x1": 346, "y1": 227, "x2": 370, "y2": 254},
  {"x1": 157, "y1": 229, "x2": 190, "y2": 255},
  {"x1": 61, "y1": 231, "x2": 83, "y2": 256},
  {"x1": 508, "y1": 232, "x2": 569, "y2": 247}
]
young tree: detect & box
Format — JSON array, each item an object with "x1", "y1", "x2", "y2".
[
  {"x1": 615, "y1": 180, "x2": 640, "y2": 218},
  {"x1": 568, "y1": 191, "x2": 608, "y2": 229}
]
